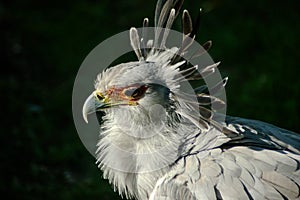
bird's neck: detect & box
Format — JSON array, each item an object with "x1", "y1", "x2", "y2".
[{"x1": 95, "y1": 111, "x2": 188, "y2": 199}]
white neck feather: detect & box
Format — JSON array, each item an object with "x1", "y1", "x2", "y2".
[{"x1": 95, "y1": 105, "x2": 196, "y2": 199}]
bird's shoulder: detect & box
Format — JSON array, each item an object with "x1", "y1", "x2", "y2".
[
  {"x1": 149, "y1": 116, "x2": 300, "y2": 199},
  {"x1": 223, "y1": 116, "x2": 300, "y2": 154},
  {"x1": 150, "y1": 146, "x2": 300, "y2": 199}
]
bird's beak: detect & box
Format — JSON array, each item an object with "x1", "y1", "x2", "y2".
[{"x1": 82, "y1": 92, "x2": 110, "y2": 123}]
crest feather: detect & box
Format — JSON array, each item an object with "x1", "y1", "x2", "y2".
[{"x1": 127, "y1": 0, "x2": 228, "y2": 133}]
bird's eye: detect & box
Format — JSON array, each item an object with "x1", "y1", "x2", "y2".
[
  {"x1": 132, "y1": 88, "x2": 143, "y2": 98},
  {"x1": 124, "y1": 88, "x2": 140, "y2": 97},
  {"x1": 123, "y1": 85, "x2": 148, "y2": 99}
]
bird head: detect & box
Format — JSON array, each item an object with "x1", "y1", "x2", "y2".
[
  {"x1": 82, "y1": 2, "x2": 228, "y2": 140},
  {"x1": 82, "y1": 59, "x2": 189, "y2": 139}
]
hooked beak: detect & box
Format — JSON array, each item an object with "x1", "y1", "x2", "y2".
[{"x1": 82, "y1": 92, "x2": 110, "y2": 123}]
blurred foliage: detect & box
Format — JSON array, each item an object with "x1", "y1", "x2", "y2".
[{"x1": 0, "y1": 0, "x2": 299, "y2": 199}]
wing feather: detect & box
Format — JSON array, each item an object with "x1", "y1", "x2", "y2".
[{"x1": 150, "y1": 145, "x2": 300, "y2": 199}]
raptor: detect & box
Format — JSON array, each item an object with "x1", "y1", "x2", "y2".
[{"x1": 82, "y1": 0, "x2": 300, "y2": 199}]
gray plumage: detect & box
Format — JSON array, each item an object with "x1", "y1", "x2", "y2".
[{"x1": 82, "y1": 0, "x2": 300, "y2": 199}]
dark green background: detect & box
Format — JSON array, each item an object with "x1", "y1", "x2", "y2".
[{"x1": 1, "y1": 0, "x2": 299, "y2": 199}]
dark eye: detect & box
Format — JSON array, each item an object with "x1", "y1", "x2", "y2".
[
  {"x1": 124, "y1": 85, "x2": 148, "y2": 99},
  {"x1": 131, "y1": 88, "x2": 143, "y2": 98},
  {"x1": 124, "y1": 88, "x2": 140, "y2": 97}
]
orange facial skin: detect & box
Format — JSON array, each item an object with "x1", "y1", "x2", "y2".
[{"x1": 103, "y1": 84, "x2": 149, "y2": 104}]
